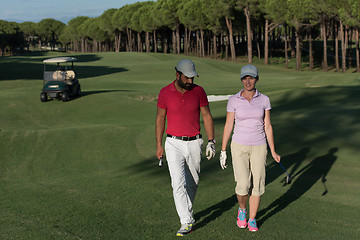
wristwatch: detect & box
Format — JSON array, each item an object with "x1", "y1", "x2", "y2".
[{"x1": 208, "y1": 139, "x2": 216, "y2": 143}]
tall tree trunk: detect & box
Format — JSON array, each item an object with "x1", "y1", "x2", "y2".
[
  {"x1": 346, "y1": 26, "x2": 349, "y2": 68},
  {"x1": 264, "y1": 19, "x2": 269, "y2": 64},
  {"x1": 322, "y1": 19, "x2": 328, "y2": 72},
  {"x1": 196, "y1": 30, "x2": 200, "y2": 57},
  {"x1": 200, "y1": 29, "x2": 205, "y2": 58},
  {"x1": 137, "y1": 32, "x2": 142, "y2": 52},
  {"x1": 356, "y1": 27, "x2": 359, "y2": 72},
  {"x1": 132, "y1": 32, "x2": 136, "y2": 52},
  {"x1": 85, "y1": 39, "x2": 88, "y2": 53},
  {"x1": 126, "y1": 27, "x2": 132, "y2": 52},
  {"x1": 335, "y1": 23, "x2": 340, "y2": 72},
  {"x1": 295, "y1": 28, "x2": 301, "y2": 71},
  {"x1": 340, "y1": 20, "x2": 346, "y2": 72},
  {"x1": 291, "y1": 27, "x2": 296, "y2": 58},
  {"x1": 256, "y1": 31, "x2": 260, "y2": 59},
  {"x1": 184, "y1": 27, "x2": 188, "y2": 55},
  {"x1": 81, "y1": 37, "x2": 85, "y2": 53},
  {"x1": 114, "y1": 33, "x2": 120, "y2": 52},
  {"x1": 146, "y1": 32, "x2": 150, "y2": 52},
  {"x1": 225, "y1": 16, "x2": 236, "y2": 61},
  {"x1": 176, "y1": 22, "x2": 180, "y2": 54},
  {"x1": 153, "y1": 30, "x2": 157, "y2": 53},
  {"x1": 309, "y1": 30, "x2": 313, "y2": 71},
  {"x1": 244, "y1": 5, "x2": 252, "y2": 63},
  {"x1": 225, "y1": 35, "x2": 229, "y2": 60},
  {"x1": 164, "y1": 36, "x2": 168, "y2": 53},
  {"x1": 207, "y1": 36, "x2": 210, "y2": 57},
  {"x1": 92, "y1": 39, "x2": 97, "y2": 52},
  {"x1": 285, "y1": 27, "x2": 288, "y2": 69},
  {"x1": 213, "y1": 34, "x2": 217, "y2": 59},
  {"x1": 172, "y1": 30, "x2": 176, "y2": 54},
  {"x1": 220, "y1": 33, "x2": 224, "y2": 58},
  {"x1": 188, "y1": 29, "x2": 192, "y2": 54}
]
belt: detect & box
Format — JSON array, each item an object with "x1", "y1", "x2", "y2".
[{"x1": 167, "y1": 134, "x2": 202, "y2": 141}]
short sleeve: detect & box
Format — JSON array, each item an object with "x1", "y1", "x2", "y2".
[
  {"x1": 226, "y1": 96, "x2": 236, "y2": 112},
  {"x1": 198, "y1": 86, "x2": 209, "y2": 107},
  {"x1": 264, "y1": 96, "x2": 271, "y2": 111}
]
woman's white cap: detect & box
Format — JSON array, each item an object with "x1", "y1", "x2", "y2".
[{"x1": 240, "y1": 64, "x2": 258, "y2": 79}]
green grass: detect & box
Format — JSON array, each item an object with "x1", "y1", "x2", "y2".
[{"x1": 1, "y1": 52, "x2": 360, "y2": 239}]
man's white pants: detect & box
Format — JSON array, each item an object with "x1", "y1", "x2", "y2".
[{"x1": 165, "y1": 137, "x2": 203, "y2": 225}]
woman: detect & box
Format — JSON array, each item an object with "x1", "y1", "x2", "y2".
[{"x1": 219, "y1": 64, "x2": 281, "y2": 232}]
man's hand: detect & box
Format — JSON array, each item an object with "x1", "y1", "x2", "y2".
[
  {"x1": 219, "y1": 150, "x2": 227, "y2": 169},
  {"x1": 156, "y1": 146, "x2": 164, "y2": 160},
  {"x1": 206, "y1": 141, "x2": 216, "y2": 160}
]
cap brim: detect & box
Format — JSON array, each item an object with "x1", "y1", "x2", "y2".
[
  {"x1": 241, "y1": 73, "x2": 257, "y2": 78},
  {"x1": 183, "y1": 71, "x2": 199, "y2": 78}
]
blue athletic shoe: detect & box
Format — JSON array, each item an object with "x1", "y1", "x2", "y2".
[{"x1": 248, "y1": 218, "x2": 259, "y2": 232}]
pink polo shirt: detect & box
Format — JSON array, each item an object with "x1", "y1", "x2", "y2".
[
  {"x1": 157, "y1": 81, "x2": 209, "y2": 136},
  {"x1": 227, "y1": 89, "x2": 271, "y2": 146}
]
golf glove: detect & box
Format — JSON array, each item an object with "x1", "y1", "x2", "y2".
[
  {"x1": 206, "y1": 141, "x2": 216, "y2": 160},
  {"x1": 220, "y1": 150, "x2": 227, "y2": 169}
]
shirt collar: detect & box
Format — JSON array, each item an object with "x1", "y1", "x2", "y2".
[
  {"x1": 236, "y1": 89, "x2": 260, "y2": 99},
  {"x1": 170, "y1": 80, "x2": 178, "y2": 92}
]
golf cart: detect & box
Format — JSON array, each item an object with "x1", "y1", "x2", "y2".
[{"x1": 40, "y1": 57, "x2": 81, "y2": 102}]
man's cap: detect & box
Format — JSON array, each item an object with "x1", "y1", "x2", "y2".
[
  {"x1": 175, "y1": 59, "x2": 199, "y2": 77},
  {"x1": 240, "y1": 64, "x2": 258, "y2": 79}
]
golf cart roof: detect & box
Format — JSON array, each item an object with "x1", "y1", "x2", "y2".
[{"x1": 43, "y1": 57, "x2": 77, "y2": 63}]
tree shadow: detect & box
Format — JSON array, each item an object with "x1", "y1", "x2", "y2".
[
  {"x1": 0, "y1": 54, "x2": 128, "y2": 81},
  {"x1": 257, "y1": 147, "x2": 338, "y2": 226}
]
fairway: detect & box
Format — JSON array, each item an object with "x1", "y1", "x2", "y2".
[{"x1": 1, "y1": 52, "x2": 360, "y2": 239}]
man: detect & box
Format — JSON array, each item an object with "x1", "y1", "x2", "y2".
[{"x1": 155, "y1": 59, "x2": 216, "y2": 237}]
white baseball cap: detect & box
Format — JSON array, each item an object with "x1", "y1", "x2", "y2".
[
  {"x1": 240, "y1": 64, "x2": 258, "y2": 79},
  {"x1": 175, "y1": 59, "x2": 199, "y2": 77}
]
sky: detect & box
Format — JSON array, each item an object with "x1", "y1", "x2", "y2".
[{"x1": 0, "y1": 0, "x2": 153, "y2": 24}]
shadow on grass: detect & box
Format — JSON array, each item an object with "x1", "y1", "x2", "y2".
[
  {"x1": 258, "y1": 147, "x2": 338, "y2": 227},
  {"x1": 266, "y1": 147, "x2": 311, "y2": 187},
  {"x1": 194, "y1": 194, "x2": 237, "y2": 230},
  {"x1": 0, "y1": 54, "x2": 128, "y2": 81}
]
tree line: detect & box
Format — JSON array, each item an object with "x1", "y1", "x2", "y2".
[{"x1": 1, "y1": 0, "x2": 360, "y2": 72}]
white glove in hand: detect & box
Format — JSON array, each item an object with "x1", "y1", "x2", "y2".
[
  {"x1": 220, "y1": 150, "x2": 227, "y2": 169},
  {"x1": 206, "y1": 141, "x2": 216, "y2": 160}
]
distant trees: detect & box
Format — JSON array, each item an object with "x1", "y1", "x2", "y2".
[
  {"x1": 0, "y1": 20, "x2": 24, "y2": 55},
  {"x1": 37, "y1": 19, "x2": 65, "y2": 50},
  {"x1": 2, "y1": 0, "x2": 360, "y2": 73},
  {"x1": 19, "y1": 21, "x2": 37, "y2": 51}
]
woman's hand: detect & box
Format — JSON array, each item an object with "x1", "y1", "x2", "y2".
[{"x1": 272, "y1": 151, "x2": 281, "y2": 163}]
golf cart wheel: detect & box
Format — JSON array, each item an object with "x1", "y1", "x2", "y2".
[
  {"x1": 40, "y1": 92, "x2": 47, "y2": 102},
  {"x1": 62, "y1": 91, "x2": 69, "y2": 102}
]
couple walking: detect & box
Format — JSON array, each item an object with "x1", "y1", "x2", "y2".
[{"x1": 155, "y1": 59, "x2": 281, "y2": 236}]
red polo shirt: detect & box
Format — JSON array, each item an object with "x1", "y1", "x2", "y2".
[{"x1": 157, "y1": 81, "x2": 209, "y2": 137}]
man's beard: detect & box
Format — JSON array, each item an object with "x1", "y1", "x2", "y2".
[{"x1": 178, "y1": 79, "x2": 193, "y2": 90}]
